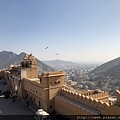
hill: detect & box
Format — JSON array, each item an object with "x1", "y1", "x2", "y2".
[
  {"x1": 103, "y1": 63, "x2": 120, "y2": 79},
  {"x1": 90, "y1": 57, "x2": 120, "y2": 74},
  {"x1": 43, "y1": 59, "x2": 80, "y2": 67},
  {"x1": 0, "y1": 50, "x2": 54, "y2": 71},
  {"x1": 90, "y1": 57, "x2": 120, "y2": 79}
]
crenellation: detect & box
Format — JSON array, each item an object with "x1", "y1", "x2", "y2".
[
  {"x1": 72, "y1": 92, "x2": 74, "y2": 96},
  {"x1": 103, "y1": 102, "x2": 109, "y2": 109},
  {"x1": 61, "y1": 88, "x2": 109, "y2": 111},
  {"x1": 74, "y1": 93, "x2": 78, "y2": 101}
]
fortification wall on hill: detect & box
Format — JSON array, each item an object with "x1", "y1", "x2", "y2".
[
  {"x1": 61, "y1": 88, "x2": 109, "y2": 111},
  {"x1": 79, "y1": 90, "x2": 109, "y2": 102}
]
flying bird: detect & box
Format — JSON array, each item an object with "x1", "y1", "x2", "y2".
[
  {"x1": 55, "y1": 53, "x2": 59, "y2": 55},
  {"x1": 44, "y1": 47, "x2": 48, "y2": 49}
]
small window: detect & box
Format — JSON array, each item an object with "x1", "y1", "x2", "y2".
[
  {"x1": 34, "y1": 97, "x2": 35, "y2": 103},
  {"x1": 54, "y1": 82, "x2": 57, "y2": 84},
  {"x1": 39, "y1": 101, "x2": 41, "y2": 107},
  {"x1": 40, "y1": 78, "x2": 42, "y2": 83},
  {"x1": 58, "y1": 81, "x2": 60, "y2": 84},
  {"x1": 27, "y1": 93, "x2": 28, "y2": 98},
  {"x1": 18, "y1": 82, "x2": 21, "y2": 86},
  {"x1": 36, "y1": 91, "x2": 37, "y2": 93}
]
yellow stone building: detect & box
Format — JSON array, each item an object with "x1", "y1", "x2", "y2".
[{"x1": 0, "y1": 53, "x2": 120, "y2": 116}]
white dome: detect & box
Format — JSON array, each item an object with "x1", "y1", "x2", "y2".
[{"x1": 23, "y1": 54, "x2": 28, "y2": 60}]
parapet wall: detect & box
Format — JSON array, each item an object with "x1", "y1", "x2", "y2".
[
  {"x1": 79, "y1": 91, "x2": 109, "y2": 101},
  {"x1": 61, "y1": 88, "x2": 109, "y2": 111}
]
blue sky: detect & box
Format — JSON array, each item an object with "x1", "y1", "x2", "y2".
[{"x1": 0, "y1": 0, "x2": 120, "y2": 63}]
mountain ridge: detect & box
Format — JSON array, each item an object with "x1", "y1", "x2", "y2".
[
  {"x1": 90, "y1": 57, "x2": 120, "y2": 74},
  {"x1": 0, "y1": 51, "x2": 54, "y2": 71},
  {"x1": 43, "y1": 59, "x2": 80, "y2": 67},
  {"x1": 90, "y1": 56, "x2": 120, "y2": 79}
]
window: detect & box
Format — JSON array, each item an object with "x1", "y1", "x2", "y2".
[
  {"x1": 39, "y1": 101, "x2": 41, "y2": 107},
  {"x1": 34, "y1": 97, "x2": 35, "y2": 103},
  {"x1": 27, "y1": 93, "x2": 28, "y2": 98},
  {"x1": 18, "y1": 82, "x2": 21, "y2": 86},
  {"x1": 54, "y1": 82, "x2": 57, "y2": 84},
  {"x1": 40, "y1": 78, "x2": 42, "y2": 83},
  {"x1": 58, "y1": 81, "x2": 60, "y2": 84},
  {"x1": 36, "y1": 91, "x2": 37, "y2": 93}
]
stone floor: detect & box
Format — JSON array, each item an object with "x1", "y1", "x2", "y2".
[{"x1": 0, "y1": 80, "x2": 35, "y2": 115}]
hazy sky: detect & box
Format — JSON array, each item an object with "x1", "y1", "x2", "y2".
[{"x1": 0, "y1": 0, "x2": 120, "y2": 63}]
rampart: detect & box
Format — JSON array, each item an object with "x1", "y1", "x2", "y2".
[
  {"x1": 81, "y1": 91, "x2": 109, "y2": 102},
  {"x1": 61, "y1": 88, "x2": 109, "y2": 111}
]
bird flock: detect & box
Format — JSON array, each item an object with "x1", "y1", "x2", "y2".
[{"x1": 44, "y1": 47, "x2": 59, "y2": 55}]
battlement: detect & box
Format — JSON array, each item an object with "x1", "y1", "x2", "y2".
[
  {"x1": 79, "y1": 90, "x2": 108, "y2": 99},
  {"x1": 61, "y1": 88, "x2": 109, "y2": 111}
]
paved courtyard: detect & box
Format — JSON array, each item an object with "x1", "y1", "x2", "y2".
[{"x1": 0, "y1": 80, "x2": 35, "y2": 115}]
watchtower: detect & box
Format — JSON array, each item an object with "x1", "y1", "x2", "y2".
[{"x1": 21, "y1": 53, "x2": 37, "y2": 78}]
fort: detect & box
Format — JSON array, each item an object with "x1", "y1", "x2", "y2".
[
  {"x1": 0, "y1": 53, "x2": 120, "y2": 117},
  {"x1": 55, "y1": 87, "x2": 109, "y2": 115}
]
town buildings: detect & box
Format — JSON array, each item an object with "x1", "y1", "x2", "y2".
[{"x1": 0, "y1": 53, "x2": 120, "y2": 117}]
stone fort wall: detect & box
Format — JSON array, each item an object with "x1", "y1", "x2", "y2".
[
  {"x1": 80, "y1": 90, "x2": 109, "y2": 102},
  {"x1": 61, "y1": 88, "x2": 109, "y2": 111}
]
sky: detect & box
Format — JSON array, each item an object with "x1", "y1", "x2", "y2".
[{"x1": 0, "y1": 0, "x2": 120, "y2": 64}]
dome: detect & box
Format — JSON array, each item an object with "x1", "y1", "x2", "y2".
[
  {"x1": 10, "y1": 64, "x2": 14, "y2": 68},
  {"x1": 8, "y1": 64, "x2": 14, "y2": 70},
  {"x1": 28, "y1": 53, "x2": 35, "y2": 60},
  {"x1": 30, "y1": 53, "x2": 34, "y2": 57},
  {"x1": 23, "y1": 54, "x2": 28, "y2": 60}
]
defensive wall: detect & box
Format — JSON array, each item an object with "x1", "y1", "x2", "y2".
[
  {"x1": 102, "y1": 90, "x2": 120, "y2": 115},
  {"x1": 63, "y1": 85, "x2": 109, "y2": 103},
  {"x1": 61, "y1": 88, "x2": 109, "y2": 111}
]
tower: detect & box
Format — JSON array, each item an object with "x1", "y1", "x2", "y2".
[
  {"x1": 21, "y1": 53, "x2": 37, "y2": 78},
  {"x1": 39, "y1": 71, "x2": 65, "y2": 112}
]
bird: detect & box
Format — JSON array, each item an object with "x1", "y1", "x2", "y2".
[
  {"x1": 55, "y1": 53, "x2": 59, "y2": 55},
  {"x1": 44, "y1": 47, "x2": 48, "y2": 49}
]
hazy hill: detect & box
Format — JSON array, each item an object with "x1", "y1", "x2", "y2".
[
  {"x1": 90, "y1": 57, "x2": 120, "y2": 79},
  {"x1": 96, "y1": 63, "x2": 120, "y2": 80},
  {"x1": 43, "y1": 59, "x2": 80, "y2": 67},
  {"x1": 0, "y1": 51, "x2": 54, "y2": 71}
]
